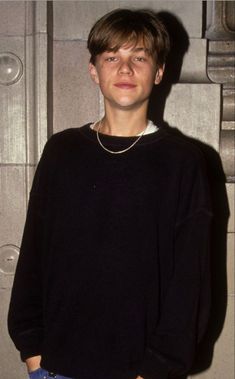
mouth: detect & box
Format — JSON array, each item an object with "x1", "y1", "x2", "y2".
[{"x1": 114, "y1": 82, "x2": 137, "y2": 89}]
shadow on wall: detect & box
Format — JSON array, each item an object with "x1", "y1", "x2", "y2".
[{"x1": 148, "y1": 11, "x2": 230, "y2": 379}]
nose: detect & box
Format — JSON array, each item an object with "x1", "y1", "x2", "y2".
[{"x1": 118, "y1": 60, "x2": 133, "y2": 75}]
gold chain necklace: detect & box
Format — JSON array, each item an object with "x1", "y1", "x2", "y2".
[{"x1": 96, "y1": 120, "x2": 148, "y2": 155}]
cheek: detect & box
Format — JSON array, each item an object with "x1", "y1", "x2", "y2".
[
  {"x1": 98, "y1": 78, "x2": 111, "y2": 95},
  {"x1": 98, "y1": 71, "x2": 112, "y2": 88},
  {"x1": 141, "y1": 72, "x2": 156, "y2": 88}
]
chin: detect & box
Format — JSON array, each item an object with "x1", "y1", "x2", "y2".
[
  {"x1": 116, "y1": 103, "x2": 144, "y2": 111},
  {"x1": 115, "y1": 98, "x2": 144, "y2": 108}
]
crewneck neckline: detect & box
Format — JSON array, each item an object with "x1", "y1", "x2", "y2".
[
  {"x1": 90, "y1": 119, "x2": 158, "y2": 136},
  {"x1": 79, "y1": 123, "x2": 168, "y2": 149}
]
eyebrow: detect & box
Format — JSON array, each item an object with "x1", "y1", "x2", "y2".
[
  {"x1": 132, "y1": 47, "x2": 147, "y2": 52},
  {"x1": 130, "y1": 47, "x2": 151, "y2": 54},
  {"x1": 105, "y1": 46, "x2": 150, "y2": 54}
]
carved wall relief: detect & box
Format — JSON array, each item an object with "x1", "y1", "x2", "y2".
[{"x1": 206, "y1": 1, "x2": 235, "y2": 182}]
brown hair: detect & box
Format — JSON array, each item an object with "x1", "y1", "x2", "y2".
[{"x1": 87, "y1": 9, "x2": 170, "y2": 66}]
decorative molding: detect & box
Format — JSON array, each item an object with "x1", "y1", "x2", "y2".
[
  {"x1": 207, "y1": 41, "x2": 235, "y2": 84},
  {"x1": 206, "y1": 1, "x2": 235, "y2": 40},
  {"x1": 24, "y1": 1, "x2": 48, "y2": 201},
  {"x1": 206, "y1": 1, "x2": 235, "y2": 182},
  {"x1": 25, "y1": 1, "x2": 48, "y2": 165},
  {"x1": 220, "y1": 130, "x2": 235, "y2": 183}
]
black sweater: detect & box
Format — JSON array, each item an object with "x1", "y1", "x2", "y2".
[{"x1": 8, "y1": 124, "x2": 212, "y2": 379}]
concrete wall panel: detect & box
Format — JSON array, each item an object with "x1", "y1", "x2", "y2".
[
  {"x1": 164, "y1": 84, "x2": 221, "y2": 150},
  {"x1": 0, "y1": 1, "x2": 47, "y2": 37},
  {"x1": 120, "y1": 1, "x2": 203, "y2": 38},
  {"x1": 0, "y1": 166, "x2": 28, "y2": 247},
  {"x1": 53, "y1": 40, "x2": 100, "y2": 133},
  {"x1": 0, "y1": 1, "x2": 27, "y2": 36},
  {"x1": 180, "y1": 39, "x2": 209, "y2": 83},
  {"x1": 53, "y1": 1, "x2": 120, "y2": 41},
  {"x1": 53, "y1": 0, "x2": 203, "y2": 41}
]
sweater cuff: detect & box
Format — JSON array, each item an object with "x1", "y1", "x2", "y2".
[
  {"x1": 139, "y1": 348, "x2": 168, "y2": 379},
  {"x1": 20, "y1": 347, "x2": 42, "y2": 362},
  {"x1": 16, "y1": 330, "x2": 43, "y2": 361}
]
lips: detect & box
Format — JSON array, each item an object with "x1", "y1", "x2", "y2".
[{"x1": 114, "y1": 82, "x2": 137, "y2": 89}]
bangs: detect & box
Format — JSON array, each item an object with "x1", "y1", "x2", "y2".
[{"x1": 104, "y1": 30, "x2": 155, "y2": 55}]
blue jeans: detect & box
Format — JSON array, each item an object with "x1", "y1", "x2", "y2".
[{"x1": 28, "y1": 368, "x2": 74, "y2": 379}]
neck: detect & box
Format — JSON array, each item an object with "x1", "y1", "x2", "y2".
[{"x1": 97, "y1": 107, "x2": 148, "y2": 137}]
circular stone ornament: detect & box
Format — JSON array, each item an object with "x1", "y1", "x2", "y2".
[
  {"x1": 0, "y1": 245, "x2": 19, "y2": 274},
  {"x1": 0, "y1": 52, "x2": 23, "y2": 85}
]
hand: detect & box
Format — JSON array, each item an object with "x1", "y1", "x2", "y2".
[{"x1": 25, "y1": 355, "x2": 41, "y2": 373}]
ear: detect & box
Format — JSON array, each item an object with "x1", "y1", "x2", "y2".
[
  {"x1": 89, "y1": 62, "x2": 100, "y2": 85},
  {"x1": 154, "y1": 64, "x2": 165, "y2": 85}
]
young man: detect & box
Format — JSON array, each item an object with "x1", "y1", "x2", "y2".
[{"x1": 8, "y1": 9, "x2": 212, "y2": 379}]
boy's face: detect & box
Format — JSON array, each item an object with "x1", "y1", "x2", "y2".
[{"x1": 89, "y1": 42, "x2": 164, "y2": 112}]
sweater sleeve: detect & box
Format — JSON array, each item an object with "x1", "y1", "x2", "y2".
[
  {"x1": 7, "y1": 138, "x2": 56, "y2": 361},
  {"x1": 139, "y1": 152, "x2": 212, "y2": 379}
]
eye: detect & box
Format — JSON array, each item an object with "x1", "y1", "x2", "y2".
[
  {"x1": 134, "y1": 56, "x2": 146, "y2": 62},
  {"x1": 105, "y1": 56, "x2": 118, "y2": 62}
]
